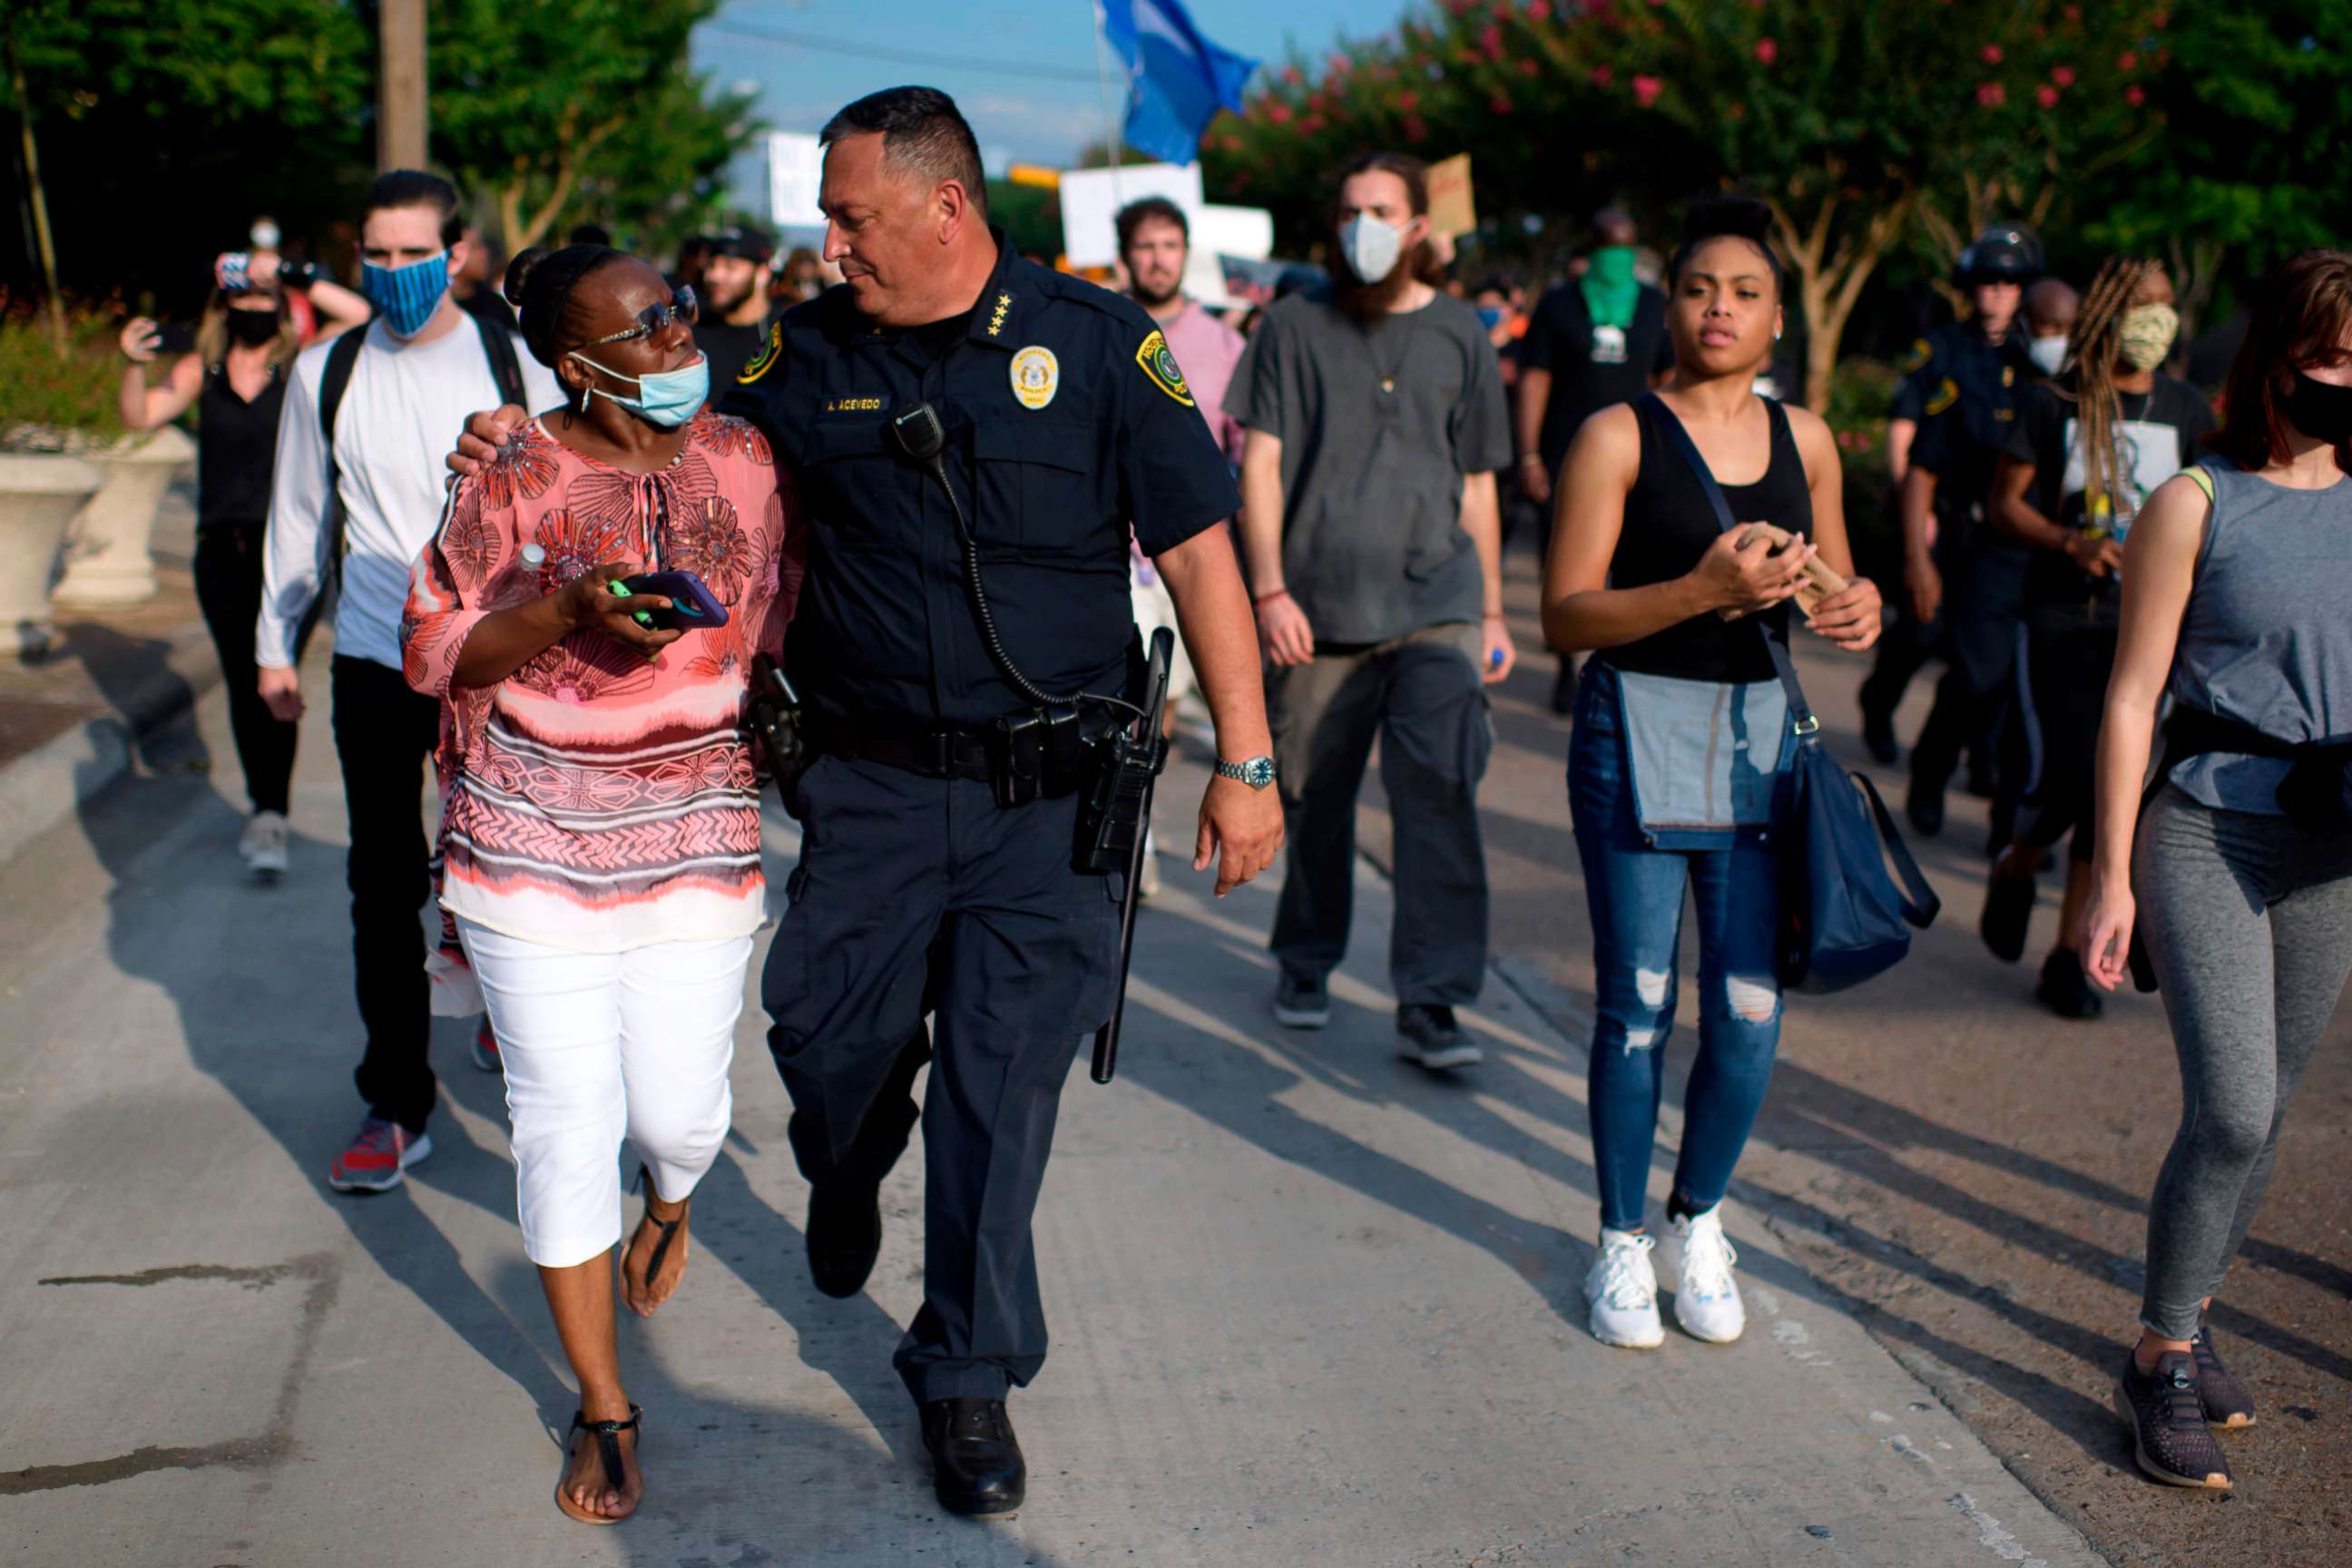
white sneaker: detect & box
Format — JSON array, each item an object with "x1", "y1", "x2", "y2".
[
  {"x1": 1583, "y1": 1228, "x2": 1664, "y2": 1349},
  {"x1": 1670, "y1": 1207, "x2": 1748, "y2": 1343},
  {"x1": 239, "y1": 810, "x2": 289, "y2": 880}
]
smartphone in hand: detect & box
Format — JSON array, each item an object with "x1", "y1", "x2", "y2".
[
  {"x1": 617, "y1": 570, "x2": 729, "y2": 633},
  {"x1": 1718, "y1": 522, "x2": 1846, "y2": 620}
]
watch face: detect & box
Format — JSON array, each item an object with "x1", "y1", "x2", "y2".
[{"x1": 1244, "y1": 757, "x2": 1275, "y2": 788}]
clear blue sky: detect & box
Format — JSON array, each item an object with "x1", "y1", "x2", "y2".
[{"x1": 692, "y1": 0, "x2": 1397, "y2": 215}]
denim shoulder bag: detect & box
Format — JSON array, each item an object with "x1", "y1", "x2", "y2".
[{"x1": 1640, "y1": 394, "x2": 1940, "y2": 992}]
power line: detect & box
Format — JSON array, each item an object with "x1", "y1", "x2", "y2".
[{"x1": 703, "y1": 17, "x2": 1104, "y2": 84}]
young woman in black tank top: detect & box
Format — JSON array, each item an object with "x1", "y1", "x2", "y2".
[
  {"x1": 119, "y1": 264, "x2": 366, "y2": 877},
  {"x1": 1536, "y1": 199, "x2": 1884, "y2": 1353}
]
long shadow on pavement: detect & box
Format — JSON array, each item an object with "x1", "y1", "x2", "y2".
[
  {"x1": 1111, "y1": 877, "x2": 2132, "y2": 1480},
  {"x1": 67, "y1": 744, "x2": 1063, "y2": 1560}
]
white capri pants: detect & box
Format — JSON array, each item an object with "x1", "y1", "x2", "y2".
[{"x1": 458, "y1": 919, "x2": 752, "y2": 1269}]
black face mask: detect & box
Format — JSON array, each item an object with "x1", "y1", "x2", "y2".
[
  {"x1": 226, "y1": 309, "x2": 280, "y2": 347},
  {"x1": 2284, "y1": 369, "x2": 2352, "y2": 446}
]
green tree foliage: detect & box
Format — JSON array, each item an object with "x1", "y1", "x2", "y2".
[
  {"x1": 2080, "y1": 4, "x2": 2352, "y2": 338},
  {"x1": 2, "y1": 0, "x2": 756, "y2": 312},
  {"x1": 1, "y1": 0, "x2": 373, "y2": 309},
  {"x1": 428, "y1": 0, "x2": 756, "y2": 258},
  {"x1": 1206, "y1": 0, "x2": 2167, "y2": 408}
]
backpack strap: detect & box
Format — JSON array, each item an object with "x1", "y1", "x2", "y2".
[
  {"x1": 316, "y1": 328, "x2": 368, "y2": 590},
  {"x1": 469, "y1": 309, "x2": 528, "y2": 410}
]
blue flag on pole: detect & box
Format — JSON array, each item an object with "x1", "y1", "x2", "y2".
[{"x1": 1097, "y1": 0, "x2": 1259, "y2": 166}]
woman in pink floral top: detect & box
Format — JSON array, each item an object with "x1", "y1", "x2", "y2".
[{"x1": 400, "y1": 244, "x2": 802, "y2": 1526}]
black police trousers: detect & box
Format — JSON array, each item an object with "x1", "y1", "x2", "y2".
[
  {"x1": 1910, "y1": 542, "x2": 2029, "y2": 794},
  {"x1": 762, "y1": 755, "x2": 1120, "y2": 1405}
]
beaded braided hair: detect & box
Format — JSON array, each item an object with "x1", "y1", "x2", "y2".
[{"x1": 2059, "y1": 256, "x2": 2161, "y2": 529}]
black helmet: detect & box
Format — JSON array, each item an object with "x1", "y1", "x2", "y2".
[{"x1": 1957, "y1": 222, "x2": 2042, "y2": 285}]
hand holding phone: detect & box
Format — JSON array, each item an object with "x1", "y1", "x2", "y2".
[
  {"x1": 1717, "y1": 523, "x2": 1846, "y2": 621},
  {"x1": 613, "y1": 570, "x2": 729, "y2": 633}
]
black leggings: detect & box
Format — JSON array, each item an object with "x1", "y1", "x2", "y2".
[{"x1": 194, "y1": 521, "x2": 313, "y2": 816}]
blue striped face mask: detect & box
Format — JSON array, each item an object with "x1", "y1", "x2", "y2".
[{"x1": 362, "y1": 251, "x2": 451, "y2": 337}]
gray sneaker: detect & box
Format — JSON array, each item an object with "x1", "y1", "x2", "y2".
[
  {"x1": 1273, "y1": 970, "x2": 1329, "y2": 1029},
  {"x1": 1396, "y1": 1004, "x2": 1482, "y2": 1070}
]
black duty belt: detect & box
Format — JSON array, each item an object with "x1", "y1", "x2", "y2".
[{"x1": 803, "y1": 713, "x2": 995, "y2": 783}]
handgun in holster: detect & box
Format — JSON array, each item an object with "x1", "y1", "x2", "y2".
[{"x1": 748, "y1": 654, "x2": 808, "y2": 819}]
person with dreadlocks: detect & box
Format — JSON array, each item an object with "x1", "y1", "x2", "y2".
[{"x1": 1979, "y1": 257, "x2": 2214, "y2": 1017}]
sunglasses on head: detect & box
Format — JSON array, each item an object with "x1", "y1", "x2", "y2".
[{"x1": 583, "y1": 286, "x2": 699, "y2": 348}]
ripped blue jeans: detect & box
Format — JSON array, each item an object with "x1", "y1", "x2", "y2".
[{"x1": 1569, "y1": 662, "x2": 1783, "y2": 1232}]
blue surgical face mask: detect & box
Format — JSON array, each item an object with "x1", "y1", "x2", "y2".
[
  {"x1": 1475, "y1": 305, "x2": 1505, "y2": 330},
  {"x1": 362, "y1": 251, "x2": 452, "y2": 337},
  {"x1": 571, "y1": 351, "x2": 710, "y2": 428}
]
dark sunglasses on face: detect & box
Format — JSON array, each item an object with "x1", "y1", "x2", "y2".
[{"x1": 583, "y1": 286, "x2": 700, "y2": 348}]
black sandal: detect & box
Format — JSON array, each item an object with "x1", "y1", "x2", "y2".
[
  {"x1": 555, "y1": 1402, "x2": 643, "y2": 1525},
  {"x1": 626, "y1": 1162, "x2": 687, "y2": 1315}
]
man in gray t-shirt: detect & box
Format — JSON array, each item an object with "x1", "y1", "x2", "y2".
[{"x1": 1227, "y1": 150, "x2": 1514, "y2": 1069}]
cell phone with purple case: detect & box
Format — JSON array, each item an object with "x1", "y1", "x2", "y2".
[{"x1": 619, "y1": 570, "x2": 729, "y2": 632}]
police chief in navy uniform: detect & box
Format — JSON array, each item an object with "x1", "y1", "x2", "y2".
[{"x1": 454, "y1": 86, "x2": 1282, "y2": 1521}]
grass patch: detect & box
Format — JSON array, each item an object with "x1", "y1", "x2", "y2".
[{"x1": 0, "y1": 309, "x2": 126, "y2": 443}]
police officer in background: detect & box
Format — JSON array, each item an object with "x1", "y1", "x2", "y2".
[
  {"x1": 460, "y1": 86, "x2": 1282, "y2": 1519},
  {"x1": 691, "y1": 224, "x2": 777, "y2": 387},
  {"x1": 1902, "y1": 268, "x2": 2078, "y2": 842},
  {"x1": 1857, "y1": 223, "x2": 2042, "y2": 766}
]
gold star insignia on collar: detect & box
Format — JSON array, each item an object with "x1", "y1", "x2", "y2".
[{"x1": 986, "y1": 291, "x2": 1012, "y2": 338}]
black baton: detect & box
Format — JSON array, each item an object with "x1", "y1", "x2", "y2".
[{"x1": 1092, "y1": 626, "x2": 1174, "y2": 1084}]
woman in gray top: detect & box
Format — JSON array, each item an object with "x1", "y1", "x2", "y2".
[{"x1": 2080, "y1": 250, "x2": 2352, "y2": 1493}]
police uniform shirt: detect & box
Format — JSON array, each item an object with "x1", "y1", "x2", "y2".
[
  {"x1": 1896, "y1": 318, "x2": 2039, "y2": 522},
  {"x1": 718, "y1": 233, "x2": 1240, "y2": 728},
  {"x1": 1891, "y1": 318, "x2": 2035, "y2": 438},
  {"x1": 695, "y1": 315, "x2": 773, "y2": 390}
]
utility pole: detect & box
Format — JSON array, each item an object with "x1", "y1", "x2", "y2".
[{"x1": 377, "y1": 0, "x2": 427, "y2": 172}]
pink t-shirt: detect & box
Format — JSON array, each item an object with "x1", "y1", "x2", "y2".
[
  {"x1": 402, "y1": 411, "x2": 805, "y2": 952},
  {"x1": 1158, "y1": 298, "x2": 1248, "y2": 468}
]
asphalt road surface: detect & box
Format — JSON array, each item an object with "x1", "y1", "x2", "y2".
[
  {"x1": 1345, "y1": 548, "x2": 2349, "y2": 1565},
  {"x1": 0, "y1": 596, "x2": 2162, "y2": 1564}
]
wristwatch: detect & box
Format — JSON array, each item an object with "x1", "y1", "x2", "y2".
[{"x1": 1214, "y1": 755, "x2": 1277, "y2": 789}]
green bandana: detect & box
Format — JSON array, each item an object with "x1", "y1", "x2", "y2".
[{"x1": 1580, "y1": 246, "x2": 1640, "y2": 332}]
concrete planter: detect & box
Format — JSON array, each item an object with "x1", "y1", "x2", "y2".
[
  {"x1": 51, "y1": 425, "x2": 196, "y2": 608},
  {"x1": 0, "y1": 454, "x2": 105, "y2": 656}
]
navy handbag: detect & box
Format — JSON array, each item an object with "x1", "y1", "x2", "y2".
[{"x1": 1642, "y1": 395, "x2": 1939, "y2": 992}]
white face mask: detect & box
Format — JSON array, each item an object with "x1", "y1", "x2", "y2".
[
  {"x1": 1338, "y1": 214, "x2": 1405, "y2": 285},
  {"x1": 2028, "y1": 334, "x2": 2068, "y2": 376}
]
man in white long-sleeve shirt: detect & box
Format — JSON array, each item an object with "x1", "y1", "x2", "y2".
[{"x1": 258, "y1": 170, "x2": 559, "y2": 1193}]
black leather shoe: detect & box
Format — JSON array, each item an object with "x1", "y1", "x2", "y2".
[
  {"x1": 1551, "y1": 658, "x2": 1581, "y2": 716},
  {"x1": 2035, "y1": 946, "x2": 2105, "y2": 1020},
  {"x1": 921, "y1": 1397, "x2": 1026, "y2": 1517},
  {"x1": 806, "y1": 1183, "x2": 880, "y2": 1298},
  {"x1": 1862, "y1": 707, "x2": 1899, "y2": 767},
  {"x1": 1906, "y1": 774, "x2": 1946, "y2": 837},
  {"x1": 1979, "y1": 860, "x2": 2035, "y2": 963}
]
